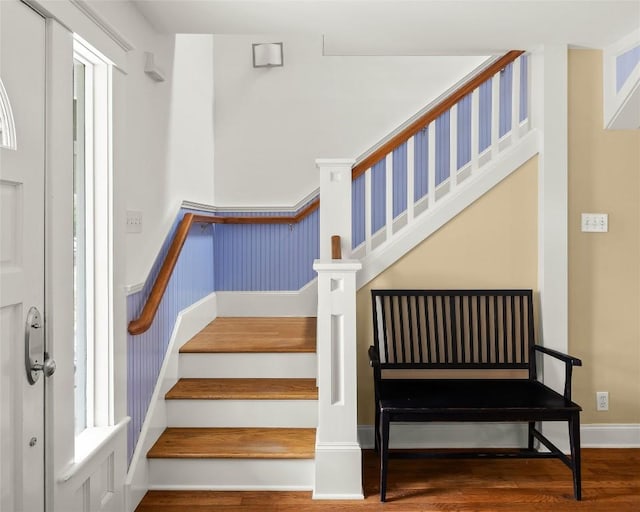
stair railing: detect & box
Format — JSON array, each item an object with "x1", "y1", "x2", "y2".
[{"x1": 317, "y1": 50, "x2": 530, "y2": 263}]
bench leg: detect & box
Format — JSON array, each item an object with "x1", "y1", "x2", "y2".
[
  {"x1": 527, "y1": 421, "x2": 536, "y2": 451},
  {"x1": 569, "y1": 412, "x2": 582, "y2": 500},
  {"x1": 380, "y1": 412, "x2": 390, "y2": 502},
  {"x1": 374, "y1": 402, "x2": 380, "y2": 454}
]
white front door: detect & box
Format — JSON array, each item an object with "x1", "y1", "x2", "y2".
[{"x1": 0, "y1": 1, "x2": 47, "y2": 511}]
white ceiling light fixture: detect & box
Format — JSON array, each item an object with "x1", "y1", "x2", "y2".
[{"x1": 252, "y1": 42, "x2": 284, "y2": 68}]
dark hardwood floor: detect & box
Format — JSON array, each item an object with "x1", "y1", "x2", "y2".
[{"x1": 136, "y1": 448, "x2": 640, "y2": 511}]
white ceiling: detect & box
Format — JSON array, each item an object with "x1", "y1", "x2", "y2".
[{"x1": 132, "y1": 0, "x2": 640, "y2": 55}]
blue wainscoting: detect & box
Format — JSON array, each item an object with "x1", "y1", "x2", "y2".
[
  {"x1": 127, "y1": 209, "x2": 215, "y2": 462},
  {"x1": 616, "y1": 45, "x2": 640, "y2": 92},
  {"x1": 214, "y1": 206, "x2": 319, "y2": 291}
]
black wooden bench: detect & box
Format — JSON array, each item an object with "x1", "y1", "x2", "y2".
[{"x1": 369, "y1": 289, "x2": 583, "y2": 501}]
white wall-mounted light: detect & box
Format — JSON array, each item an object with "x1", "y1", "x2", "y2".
[
  {"x1": 252, "y1": 42, "x2": 284, "y2": 68},
  {"x1": 144, "y1": 52, "x2": 166, "y2": 82}
]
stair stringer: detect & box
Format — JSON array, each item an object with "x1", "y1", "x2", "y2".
[{"x1": 356, "y1": 129, "x2": 539, "y2": 290}]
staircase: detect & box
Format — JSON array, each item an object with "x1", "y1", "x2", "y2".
[
  {"x1": 144, "y1": 317, "x2": 318, "y2": 491},
  {"x1": 128, "y1": 50, "x2": 538, "y2": 508}
]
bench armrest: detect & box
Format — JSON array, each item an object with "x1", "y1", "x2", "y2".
[
  {"x1": 532, "y1": 345, "x2": 582, "y2": 401},
  {"x1": 533, "y1": 345, "x2": 582, "y2": 366},
  {"x1": 368, "y1": 345, "x2": 381, "y2": 367}
]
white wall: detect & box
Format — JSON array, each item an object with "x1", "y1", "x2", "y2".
[
  {"x1": 166, "y1": 35, "x2": 215, "y2": 212},
  {"x1": 213, "y1": 34, "x2": 487, "y2": 207},
  {"x1": 86, "y1": 11, "x2": 216, "y2": 288}
]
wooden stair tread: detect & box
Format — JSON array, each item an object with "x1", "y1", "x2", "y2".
[
  {"x1": 147, "y1": 427, "x2": 316, "y2": 459},
  {"x1": 180, "y1": 317, "x2": 316, "y2": 353},
  {"x1": 165, "y1": 378, "x2": 318, "y2": 400}
]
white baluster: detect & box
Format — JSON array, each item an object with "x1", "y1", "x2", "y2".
[
  {"x1": 449, "y1": 104, "x2": 458, "y2": 191},
  {"x1": 407, "y1": 136, "x2": 415, "y2": 223},
  {"x1": 471, "y1": 88, "x2": 480, "y2": 173},
  {"x1": 427, "y1": 122, "x2": 436, "y2": 208},
  {"x1": 512, "y1": 57, "x2": 521, "y2": 143},
  {"x1": 385, "y1": 152, "x2": 393, "y2": 243}
]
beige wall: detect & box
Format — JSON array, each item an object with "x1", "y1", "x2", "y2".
[
  {"x1": 356, "y1": 157, "x2": 539, "y2": 424},
  {"x1": 569, "y1": 50, "x2": 640, "y2": 424}
]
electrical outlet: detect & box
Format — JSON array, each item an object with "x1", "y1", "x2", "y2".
[{"x1": 596, "y1": 391, "x2": 609, "y2": 411}]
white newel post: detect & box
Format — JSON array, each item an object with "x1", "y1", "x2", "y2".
[
  {"x1": 316, "y1": 159, "x2": 355, "y2": 259},
  {"x1": 313, "y1": 158, "x2": 363, "y2": 499},
  {"x1": 312, "y1": 259, "x2": 363, "y2": 499}
]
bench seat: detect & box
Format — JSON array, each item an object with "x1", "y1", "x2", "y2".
[{"x1": 379, "y1": 379, "x2": 580, "y2": 418}]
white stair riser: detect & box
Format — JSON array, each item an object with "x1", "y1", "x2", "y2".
[
  {"x1": 148, "y1": 458, "x2": 314, "y2": 489},
  {"x1": 179, "y1": 353, "x2": 317, "y2": 378},
  {"x1": 166, "y1": 400, "x2": 318, "y2": 428}
]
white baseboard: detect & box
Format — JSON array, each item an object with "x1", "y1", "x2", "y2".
[
  {"x1": 358, "y1": 423, "x2": 527, "y2": 450},
  {"x1": 358, "y1": 422, "x2": 640, "y2": 450},
  {"x1": 581, "y1": 424, "x2": 640, "y2": 448},
  {"x1": 124, "y1": 292, "x2": 218, "y2": 512},
  {"x1": 215, "y1": 279, "x2": 317, "y2": 316}
]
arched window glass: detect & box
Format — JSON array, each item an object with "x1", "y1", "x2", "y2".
[{"x1": 0, "y1": 78, "x2": 17, "y2": 150}]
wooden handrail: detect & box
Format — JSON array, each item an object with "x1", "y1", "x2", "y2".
[
  {"x1": 130, "y1": 51, "x2": 524, "y2": 335},
  {"x1": 128, "y1": 199, "x2": 320, "y2": 335},
  {"x1": 352, "y1": 50, "x2": 524, "y2": 179},
  {"x1": 331, "y1": 235, "x2": 342, "y2": 260}
]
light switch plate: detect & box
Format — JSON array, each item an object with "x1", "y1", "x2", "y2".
[
  {"x1": 581, "y1": 213, "x2": 608, "y2": 233},
  {"x1": 126, "y1": 210, "x2": 143, "y2": 233}
]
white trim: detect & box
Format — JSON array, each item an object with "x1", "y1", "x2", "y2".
[
  {"x1": 182, "y1": 187, "x2": 320, "y2": 214},
  {"x1": 358, "y1": 423, "x2": 640, "y2": 450},
  {"x1": 69, "y1": 0, "x2": 134, "y2": 52},
  {"x1": 60, "y1": 417, "x2": 130, "y2": 483},
  {"x1": 124, "y1": 282, "x2": 144, "y2": 296},
  {"x1": 581, "y1": 424, "x2": 640, "y2": 448},
  {"x1": 357, "y1": 423, "x2": 527, "y2": 450},
  {"x1": 215, "y1": 278, "x2": 318, "y2": 317},
  {"x1": 124, "y1": 292, "x2": 217, "y2": 512},
  {"x1": 147, "y1": 484, "x2": 313, "y2": 491}
]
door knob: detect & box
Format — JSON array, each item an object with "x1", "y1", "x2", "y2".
[{"x1": 32, "y1": 352, "x2": 56, "y2": 378}]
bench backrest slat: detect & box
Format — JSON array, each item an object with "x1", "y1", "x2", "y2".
[{"x1": 372, "y1": 290, "x2": 534, "y2": 370}]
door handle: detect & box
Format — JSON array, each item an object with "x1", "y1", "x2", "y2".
[{"x1": 25, "y1": 307, "x2": 55, "y2": 384}]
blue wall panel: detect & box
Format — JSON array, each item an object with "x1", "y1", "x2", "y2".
[
  {"x1": 352, "y1": 173, "x2": 365, "y2": 249},
  {"x1": 435, "y1": 111, "x2": 450, "y2": 185},
  {"x1": 371, "y1": 159, "x2": 386, "y2": 233},
  {"x1": 617, "y1": 45, "x2": 640, "y2": 92},
  {"x1": 479, "y1": 79, "x2": 492, "y2": 152},
  {"x1": 414, "y1": 128, "x2": 429, "y2": 201},
  {"x1": 392, "y1": 142, "x2": 408, "y2": 218},
  {"x1": 457, "y1": 94, "x2": 472, "y2": 169},
  {"x1": 213, "y1": 207, "x2": 318, "y2": 291},
  {"x1": 499, "y1": 63, "x2": 513, "y2": 137}
]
